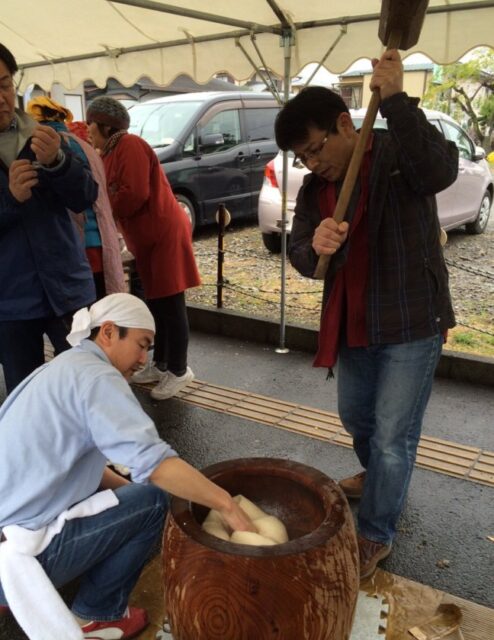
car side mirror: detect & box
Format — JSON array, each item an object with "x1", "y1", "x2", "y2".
[
  {"x1": 200, "y1": 133, "x2": 225, "y2": 148},
  {"x1": 473, "y1": 146, "x2": 486, "y2": 161}
]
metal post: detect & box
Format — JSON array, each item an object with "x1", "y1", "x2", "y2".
[
  {"x1": 276, "y1": 28, "x2": 293, "y2": 354},
  {"x1": 216, "y1": 203, "x2": 226, "y2": 309},
  {"x1": 235, "y1": 39, "x2": 283, "y2": 104},
  {"x1": 302, "y1": 26, "x2": 347, "y2": 89}
]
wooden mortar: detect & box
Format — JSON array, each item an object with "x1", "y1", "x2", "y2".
[{"x1": 162, "y1": 457, "x2": 359, "y2": 639}]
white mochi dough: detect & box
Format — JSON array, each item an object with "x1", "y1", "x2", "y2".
[
  {"x1": 253, "y1": 515, "x2": 289, "y2": 544},
  {"x1": 233, "y1": 494, "x2": 267, "y2": 520},
  {"x1": 201, "y1": 495, "x2": 289, "y2": 546},
  {"x1": 202, "y1": 521, "x2": 230, "y2": 541},
  {"x1": 203, "y1": 508, "x2": 224, "y2": 526},
  {"x1": 230, "y1": 531, "x2": 277, "y2": 546}
]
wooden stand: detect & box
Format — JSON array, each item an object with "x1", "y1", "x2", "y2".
[{"x1": 162, "y1": 458, "x2": 359, "y2": 639}]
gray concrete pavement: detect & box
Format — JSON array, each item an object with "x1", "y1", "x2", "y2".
[
  {"x1": 149, "y1": 398, "x2": 493, "y2": 607},
  {"x1": 142, "y1": 330, "x2": 493, "y2": 608},
  {"x1": 188, "y1": 331, "x2": 494, "y2": 451},
  {"x1": 0, "y1": 330, "x2": 492, "y2": 640}
]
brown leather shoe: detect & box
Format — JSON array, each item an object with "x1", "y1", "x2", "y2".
[
  {"x1": 358, "y1": 535, "x2": 392, "y2": 579},
  {"x1": 338, "y1": 471, "x2": 366, "y2": 498}
]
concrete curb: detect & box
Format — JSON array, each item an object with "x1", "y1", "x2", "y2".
[{"x1": 187, "y1": 303, "x2": 494, "y2": 388}]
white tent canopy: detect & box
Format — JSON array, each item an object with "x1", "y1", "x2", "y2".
[
  {"x1": 3, "y1": 0, "x2": 494, "y2": 92},
  {"x1": 3, "y1": 0, "x2": 493, "y2": 350}
]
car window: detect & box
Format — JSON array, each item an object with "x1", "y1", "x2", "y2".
[
  {"x1": 183, "y1": 131, "x2": 196, "y2": 156},
  {"x1": 428, "y1": 119, "x2": 443, "y2": 134},
  {"x1": 128, "y1": 101, "x2": 203, "y2": 148},
  {"x1": 244, "y1": 108, "x2": 279, "y2": 141},
  {"x1": 439, "y1": 120, "x2": 474, "y2": 161},
  {"x1": 199, "y1": 109, "x2": 241, "y2": 154}
]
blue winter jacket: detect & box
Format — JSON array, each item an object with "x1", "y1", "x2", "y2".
[{"x1": 0, "y1": 134, "x2": 98, "y2": 321}]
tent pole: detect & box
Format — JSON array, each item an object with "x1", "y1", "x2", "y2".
[
  {"x1": 303, "y1": 26, "x2": 347, "y2": 89},
  {"x1": 235, "y1": 39, "x2": 283, "y2": 104},
  {"x1": 250, "y1": 34, "x2": 283, "y2": 104},
  {"x1": 276, "y1": 27, "x2": 293, "y2": 354},
  {"x1": 111, "y1": 0, "x2": 281, "y2": 34}
]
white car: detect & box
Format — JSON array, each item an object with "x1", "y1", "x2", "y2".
[{"x1": 258, "y1": 109, "x2": 493, "y2": 253}]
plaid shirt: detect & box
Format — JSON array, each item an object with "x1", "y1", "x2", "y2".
[{"x1": 289, "y1": 93, "x2": 458, "y2": 346}]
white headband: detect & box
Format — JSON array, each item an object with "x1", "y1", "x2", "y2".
[{"x1": 67, "y1": 293, "x2": 155, "y2": 347}]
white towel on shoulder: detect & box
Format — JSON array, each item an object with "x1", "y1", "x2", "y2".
[{"x1": 0, "y1": 490, "x2": 119, "y2": 640}]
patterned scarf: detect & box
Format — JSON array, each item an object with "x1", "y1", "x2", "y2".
[{"x1": 102, "y1": 130, "x2": 127, "y2": 157}]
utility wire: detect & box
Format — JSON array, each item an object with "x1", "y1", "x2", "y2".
[
  {"x1": 192, "y1": 283, "x2": 493, "y2": 335},
  {"x1": 192, "y1": 282, "x2": 320, "y2": 311},
  {"x1": 203, "y1": 249, "x2": 494, "y2": 283},
  {"x1": 445, "y1": 258, "x2": 494, "y2": 281},
  {"x1": 192, "y1": 243, "x2": 494, "y2": 338},
  {"x1": 456, "y1": 322, "x2": 494, "y2": 338}
]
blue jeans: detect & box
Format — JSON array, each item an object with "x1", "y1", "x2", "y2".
[
  {"x1": 0, "y1": 484, "x2": 168, "y2": 620},
  {"x1": 337, "y1": 335, "x2": 443, "y2": 545}
]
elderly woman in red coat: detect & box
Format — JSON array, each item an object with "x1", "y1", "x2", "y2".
[{"x1": 87, "y1": 97, "x2": 201, "y2": 400}]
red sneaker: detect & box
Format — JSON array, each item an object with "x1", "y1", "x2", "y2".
[{"x1": 81, "y1": 606, "x2": 148, "y2": 639}]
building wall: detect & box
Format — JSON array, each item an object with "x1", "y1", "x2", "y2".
[
  {"x1": 23, "y1": 82, "x2": 86, "y2": 120},
  {"x1": 361, "y1": 70, "x2": 433, "y2": 107}
]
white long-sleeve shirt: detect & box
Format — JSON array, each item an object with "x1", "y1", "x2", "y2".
[{"x1": 0, "y1": 339, "x2": 177, "y2": 530}]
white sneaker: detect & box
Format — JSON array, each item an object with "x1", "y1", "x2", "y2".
[
  {"x1": 131, "y1": 362, "x2": 165, "y2": 384},
  {"x1": 150, "y1": 367, "x2": 195, "y2": 400}
]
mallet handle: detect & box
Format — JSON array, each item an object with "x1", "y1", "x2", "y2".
[{"x1": 313, "y1": 30, "x2": 402, "y2": 280}]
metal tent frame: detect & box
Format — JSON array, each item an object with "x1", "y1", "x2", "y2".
[{"x1": 9, "y1": 0, "x2": 494, "y2": 352}]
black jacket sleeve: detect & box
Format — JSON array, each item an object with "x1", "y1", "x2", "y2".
[{"x1": 379, "y1": 92, "x2": 459, "y2": 196}]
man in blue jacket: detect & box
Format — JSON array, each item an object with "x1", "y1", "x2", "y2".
[{"x1": 0, "y1": 43, "x2": 97, "y2": 393}]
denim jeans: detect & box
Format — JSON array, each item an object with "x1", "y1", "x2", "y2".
[
  {"x1": 0, "y1": 484, "x2": 168, "y2": 620},
  {"x1": 337, "y1": 335, "x2": 443, "y2": 545}
]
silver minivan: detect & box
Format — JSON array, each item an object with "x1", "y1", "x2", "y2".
[
  {"x1": 129, "y1": 92, "x2": 280, "y2": 229},
  {"x1": 258, "y1": 108, "x2": 493, "y2": 252}
]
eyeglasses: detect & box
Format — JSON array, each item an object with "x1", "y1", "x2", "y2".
[
  {"x1": 0, "y1": 79, "x2": 16, "y2": 96},
  {"x1": 293, "y1": 131, "x2": 329, "y2": 166}
]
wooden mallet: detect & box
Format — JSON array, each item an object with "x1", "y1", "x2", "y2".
[{"x1": 313, "y1": 0, "x2": 430, "y2": 280}]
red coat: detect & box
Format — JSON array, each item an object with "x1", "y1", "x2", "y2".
[{"x1": 103, "y1": 133, "x2": 200, "y2": 299}]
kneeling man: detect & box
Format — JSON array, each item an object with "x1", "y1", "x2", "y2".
[{"x1": 0, "y1": 293, "x2": 252, "y2": 640}]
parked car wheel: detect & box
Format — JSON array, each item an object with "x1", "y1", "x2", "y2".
[
  {"x1": 262, "y1": 232, "x2": 282, "y2": 254},
  {"x1": 465, "y1": 191, "x2": 492, "y2": 235},
  {"x1": 176, "y1": 194, "x2": 196, "y2": 231}
]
